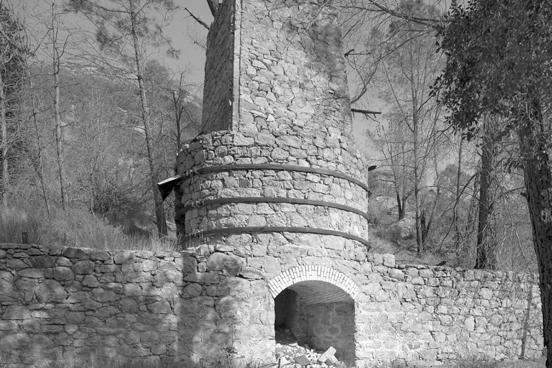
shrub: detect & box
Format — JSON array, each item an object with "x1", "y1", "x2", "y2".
[{"x1": 0, "y1": 203, "x2": 176, "y2": 252}]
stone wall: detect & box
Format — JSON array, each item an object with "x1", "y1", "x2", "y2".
[
  {"x1": 176, "y1": 0, "x2": 370, "y2": 254},
  {"x1": 0, "y1": 242, "x2": 543, "y2": 367},
  {"x1": 305, "y1": 301, "x2": 355, "y2": 365},
  {"x1": 354, "y1": 254, "x2": 543, "y2": 365},
  {"x1": 201, "y1": 0, "x2": 235, "y2": 132},
  {"x1": 0, "y1": 243, "x2": 272, "y2": 367},
  {"x1": 175, "y1": 131, "x2": 369, "y2": 256}
]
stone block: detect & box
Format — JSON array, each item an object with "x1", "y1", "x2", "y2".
[
  {"x1": 123, "y1": 283, "x2": 142, "y2": 296},
  {"x1": 2, "y1": 306, "x2": 31, "y2": 320},
  {"x1": 73, "y1": 260, "x2": 95, "y2": 274},
  {"x1": 92, "y1": 288, "x2": 119, "y2": 302},
  {"x1": 29, "y1": 255, "x2": 56, "y2": 268},
  {"x1": 382, "y1": 254, "x2": 395, "y2": 267},
  {"x1": 147, "y1": 300, "x2": 172, "y2": 314},
  {"x1": 89, "y1": 250, "x2": 111, "y2": 261},
  {"x1": 120, "y1": 297, "x2": 139, "y2": 313},
  {"x1": 35, "y1": 279, "x2": 67, "y2": 303},
  {"x1": 18, "y1": 268, "x2": 43, "y2": 278},
  {"x1": 82, "y1": 275, "x2": 100, "y2": 288},
  {"x1": 206, "y1": 253, "x2": 244, "y2": 276},
  {"x1": 318, "y1": 346, "x2": 336, "y2": 363},
  {"x1": 389, "y1": 269, "x2": 404, "y2": 281},
  {"x1": 53, "y1": 267, "x2": 74, "y2": 281},
  {"x1": 464, "y1": 316, "x2": 475, "y2": 331},
  {"x1": 62, "y1": 248, "x2": 89, "y2": 259}
]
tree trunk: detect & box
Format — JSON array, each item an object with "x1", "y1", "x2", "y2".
[
  {"x1": 52, "y1": 0, "x2": 67, "y2": 210},
  {"x1": 0, "y1": 68, "x2": 7, "y2": 208},
  {"x1": 475, "y1": 121, "x2": 497, "y2": 269},
  {"x1": 517, "y1": 100, "x2": 552, "y2": 368},
  {"x1": 172, "y1": 90, "x2": 182, "y2": 153},
  {"x1": 29, "y1": 79, "x2": 50, "y2": 216},
  {"x1": 413, "y1": 117, "x2": 423, "y2": 252},
  {"x1": 129, "y1": 0, "x2": 167, "y2": 237},
  {"x1": 453, "y1": 136, "x2": 463, "y2": 249},
  {"x1": 396, "y1": 192, "x2": 405, "y2": 220}
]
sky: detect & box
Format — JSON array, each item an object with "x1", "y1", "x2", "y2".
[
  {"x1": 13, "y1": 0, "x2": 213, "y2": 87},
  {"x1": 12, "y1": 0, "x2": 460, "y2": 167}
]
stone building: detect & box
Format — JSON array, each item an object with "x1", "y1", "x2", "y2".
[
  {"x1": 173, "y1": 0, "x2": 543, "y2": 366},
  {"x1": 0, "y1": 0, "x2": 543, "y2": 367}
]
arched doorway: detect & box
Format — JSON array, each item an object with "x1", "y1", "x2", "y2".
[{"x1": 269, "y1": 267, "x2": 358, "y2": 366}]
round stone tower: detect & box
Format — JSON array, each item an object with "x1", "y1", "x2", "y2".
[{"x1": 175, "y1": 0, "x2": 370, "y2": 264}]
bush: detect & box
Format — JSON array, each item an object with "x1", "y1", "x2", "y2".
[{"x1": 0, "y1": 204, "x2": 176, "y2": 252}]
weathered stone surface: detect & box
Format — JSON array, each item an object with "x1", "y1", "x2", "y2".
[
  {"x1": 3, "y1": 306, "x2": 31, "y2": 320},
  {"x1": 389, "y1": 269, "x2": 404, "y2": 281},
  {"x1": 0, "y1": 0, "x2": 546, "y2": 366},
  {"x1": 18, "y1": 268, "x2": 43, "y2": 279},
  {"x1": 206, "y1": 253, "x2": 243, "y2": 276},
  {"x1": 53, "y1": 267, "x2": 74, "y2": 281},
  {"x1": 183, "y1": 283, "x2": 202, "y2": 298},
  {"x1": 29, "y1": 256, "x2": 55, "y2": 268},
  {"x1": 147, "y1": 300, "x2": 171, "y2": 314},
  {"x1": 82, "y1": 275, "x2": 100, "y2": 288},
  {"x1": 35, "y1": 280, "x2": 67, "y2": 303},
  {"x1": 73, "y1": 261, "x2": 95, "y2": 274}
]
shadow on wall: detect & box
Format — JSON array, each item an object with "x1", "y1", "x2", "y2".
[
  {"x1": 275, "y1": 0, "x2": 351, "y2": 120},
  {"x1": 0, "y1": 244, "x2": 245, "y2": 367},
  {"x1": 0, "y1": 243, "x2": 276, "y2": 368}
]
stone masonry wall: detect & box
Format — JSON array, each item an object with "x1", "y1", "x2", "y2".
[
  {"x1": 354, "y1": 254, "x2": 543, "y2": 366},
  {"x1": 1, "y1": 242, "x2": 543, "y2": 367},
  {"x1": 175, "y1": 131, "x2": 369, "y2": 257},
  {"x1": 176, "y1": 0, "x2": 371, "y2": 255},
  {"x1": 0, "y1": 243, "x2": 272, "y2": 368},
  {"x1": 201, "y1": 0, "x2": 235, "y2": 132}
]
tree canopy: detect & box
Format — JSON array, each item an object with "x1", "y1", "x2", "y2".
[{"x1": 436, "y1": 0, "x2": 552, "y2": 139}]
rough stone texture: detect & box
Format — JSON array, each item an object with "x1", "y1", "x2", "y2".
[
  {"x1": 175, "y1": 0, "x2": 370, "y2": 256},
  {"x1": 1, "y1": 0, "x2": 545, "y2": 367},
  {"x1": 201, "y1": 0, "x2": 235, "y2": 132},
  {"x1": 0, "y1": 243, "x2": 273, "y2": 367},
  {"x1": 0, "y1": 243, "x2": 544, "y2": 367}
]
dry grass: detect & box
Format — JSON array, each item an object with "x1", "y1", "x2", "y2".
[{"x1": 0, "y1": 205, "x2": 178, "y2": 252}]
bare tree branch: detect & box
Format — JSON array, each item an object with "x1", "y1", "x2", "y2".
[{"x1": 184, "y1": 7, "x2": 209, "y2": 31}]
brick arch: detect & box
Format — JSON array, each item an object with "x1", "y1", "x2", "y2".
[{"x1": 268, "y1": 266, "x2": 360, "y2": 301}]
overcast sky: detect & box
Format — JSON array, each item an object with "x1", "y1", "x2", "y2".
[{"x1": 13, "y1": 0, "x2": 212, "y2": 87}]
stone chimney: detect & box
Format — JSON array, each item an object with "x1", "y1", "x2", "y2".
[{"x1": 176, "y1": 0, "x2": 370, "y2": 263}]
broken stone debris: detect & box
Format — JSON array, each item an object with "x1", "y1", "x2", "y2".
[{"x1": 276, "y1": 343, "x2": 346, "y2": 367}]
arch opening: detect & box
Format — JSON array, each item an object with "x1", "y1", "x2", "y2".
[{"x1": 274, "y1": 280, "x2": 355, "y2": 366}]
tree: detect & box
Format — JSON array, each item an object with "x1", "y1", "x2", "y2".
[
  {"x1": 374, "y1": 0, "x2": 446, "y2": 252},
  {"x1": 67, "y1": 0, "x2": 179, "y2": 237},
  {"x1": 436, "y1": 0, "x2": 552, "y2": 365},
  {"x1": 0, "y1": 1, "x2": 27, "y2": 208},
  {"x1": 339, "y1": 0, "x2": 506, "y2": 266},
  {"x1": 49, "y1": 0, "x2": 69, "y2": 210}
]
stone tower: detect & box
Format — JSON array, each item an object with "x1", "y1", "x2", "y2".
[
  {"x1": 175, "y1": 0, "x2": 370, "y2": 365},
  {"x1": 176, "y1": 0, "x2": 370, "y2": 262}
]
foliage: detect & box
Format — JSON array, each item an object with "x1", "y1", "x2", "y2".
[
  {"x1": 436, "y1": 0, "x2": 552, "y2": 138},
  {"x1": 436, "y1": 0, "x2": 552, "y2": 364},
  {"x1": 0, "y1": 0, "x2": 29, "y2": 205}
]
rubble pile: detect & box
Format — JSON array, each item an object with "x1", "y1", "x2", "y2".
[{"x1": 275, "y1": 342, "x2": 347, "y2": 368}]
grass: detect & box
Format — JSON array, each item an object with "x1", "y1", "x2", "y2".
[{"x1": 0, "y1": 205, "x2": 178, "y2": 252}]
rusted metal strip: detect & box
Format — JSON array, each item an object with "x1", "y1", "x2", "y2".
[
  {"x1": 183, "y1": 226, "x2": 371, "y2": 250},
  {"x1": 182, "y1": 197, "x2": 370, "y2": 221},
  {"x1": 180, "y1": 163, "x2": 371, "y2": 194}
]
